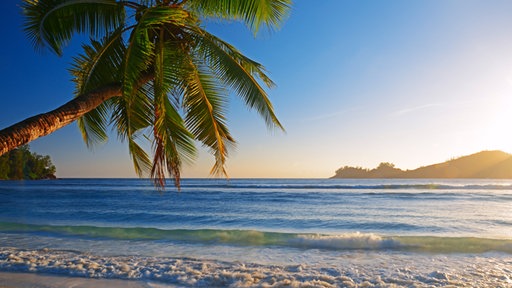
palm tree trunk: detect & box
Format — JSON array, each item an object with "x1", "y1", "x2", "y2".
[{"x1": 0, "y1": 84, "x2": 122, "y2": 156}]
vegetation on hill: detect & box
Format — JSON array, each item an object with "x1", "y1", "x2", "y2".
[
  {"x1": 332, "y1": 162, "x2": 403, "y2": 178},
  {"x1": 332, "y1": 150, "x2": 512, "y2": 179},
  {"x1": 0, "y1": 145, "x2": 56, "y2": 180}
]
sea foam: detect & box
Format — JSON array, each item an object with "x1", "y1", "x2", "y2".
[
  {"x1": 1, "y1": 247, "x2": 512, "y2": 287},
  {"x1": 290, "y1": 232, "x2": 400, "y2": 250}
]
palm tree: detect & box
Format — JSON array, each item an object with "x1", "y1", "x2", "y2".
[{"x1": 0, "y1": 0, "x2": 290, "y2": 188}]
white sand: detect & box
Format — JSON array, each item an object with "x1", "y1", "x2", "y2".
[{"x1": 0, "y1": 271, "x2": 177, "y2": 288}]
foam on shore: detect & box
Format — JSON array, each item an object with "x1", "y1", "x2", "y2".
[
  {"x1": 0, "y1": 271, "x2": 157, "y2": 288},
  {"x1": 1, "y1": 247, "x2": 512, "y2": 287}
]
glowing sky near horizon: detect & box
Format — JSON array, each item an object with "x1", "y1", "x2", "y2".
[{"x1": 2, "y1": 0, "x2": 512, "y2": 179}]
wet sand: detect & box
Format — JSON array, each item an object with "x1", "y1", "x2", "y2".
[{"x1": 0, "y1": 272, "x2": 176, "y2": 288}]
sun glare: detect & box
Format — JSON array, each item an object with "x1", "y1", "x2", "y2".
[{"x1": 482, "y1": 88, "x2": 512, "y2": 153}]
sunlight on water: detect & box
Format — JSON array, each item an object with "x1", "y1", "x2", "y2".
[{"x1": 1, "y1": 178, "x2": 512, "y2": 286}]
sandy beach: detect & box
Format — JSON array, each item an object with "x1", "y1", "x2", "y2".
[{"x1": 0, "y1": 271, "x2": 160, "y2": 288}]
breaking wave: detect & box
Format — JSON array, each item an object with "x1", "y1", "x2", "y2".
[{"x1": 2, "y1": 222, "x2": 511, "y2": 254}]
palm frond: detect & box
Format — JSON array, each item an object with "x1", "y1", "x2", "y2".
[
  {"x1": 136, "y1": 5, "x2": 193, "y2": 28},
  {"x1": 121, "y1": 5, "x2": 197, "y2": 100},
  {"x1": 70, "y1": 28, "x2": 125, "y2": 95},
  {"x1": 111, "y1": 89, "x2": 153, "y2": 176},
  {"x1": 21, "y1": 0, "x2": 125, "y2": 55},
  {"x1": 20, "y1": 0, "x2": 289, "y2": 189},
  {"x1": 151, "y1": 31, "x2": 167, "y2": 188},
  {"x1": 183, "y1": 59, "x2": 234, "y2": 176},
  {"x1": 121, "y1": 6, "x2": 188, "y2": 94},
  {"x1": 69, "y1": 30, "x2": 125, "y2": 146},
  {"x1": 150, "y1": 97, "x2": 196, "y2": 188},
  {"x1": 186, "y1": 0, "x2": 291, "y2": 34},
  {"x1": 76, "y1": 100, "x2": 112, "y2": 146},
  {"x1": 151, "y1": 34, "x2": 196, "y2": 188},
  {"x1": 119, "y1": 6, "x2": 197, "y2": 183},
  {"x1": 122, "y1": 23, "x2": 154, "y2": 100},
  {"x1": 111, "y1": 86, "x2": 152, "y2": 141},
  {"x1": 189, "y1": 27, "x2": 284, "y2": 130},
  {"x1": 128, "y1": 137, "x2": 152, "y2": 176}
]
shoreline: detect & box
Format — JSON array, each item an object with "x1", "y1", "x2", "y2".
[
  {"x1": 0, "y1": 271, "x2": 172, "y2": 288},
  {"x1": 2, "y1": 246, "x2": 512, "y2": 287}
]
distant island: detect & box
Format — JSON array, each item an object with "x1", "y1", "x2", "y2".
[
  {"x1": 331, "y1": 150, "x2": 512, "y2": 179},
  {"x1": 0, "y1": 145, "x2": 56, "y2": 180}
]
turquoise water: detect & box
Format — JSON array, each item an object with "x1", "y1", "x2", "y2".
[{"x1": 1, "y1": 178, "x2": 512, "y2": 286}]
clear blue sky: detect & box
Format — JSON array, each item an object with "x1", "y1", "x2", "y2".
[{"x1": 2, "y1": 0, "x2": 512, "y2": 178}]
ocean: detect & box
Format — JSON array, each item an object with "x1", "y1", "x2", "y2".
[{"x1": 0, "y1": 178, "x2": 512, "y2": 287}]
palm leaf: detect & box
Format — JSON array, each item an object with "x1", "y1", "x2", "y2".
[
  {"x1": 151, "y1": 96, "x2": 196, "y2": 188},
  {"x1": 121, "y1": 5, "x2": 195, "y2": 100},
  {"x1": 70, "y1": 30, "x2": 125, "y2": 146},
  {"x1": 111, "y1": 91, "x2": 153, "y2": 176},
  {"x1": 151, "y1": 33, "x2": 196, "y2": 188},
  {"x1": 76, "y1": 101, "x2": 112, "y2": 146},
  {"x1": 189, "y1": 27, "x2": 284, "y2": 130},
  {"x1": 118, "y1": 5, "x2": 199, "y2": 185},
  {"x1": 20, "y1": 0, "x2": 289, "y2": 189},
  {"x1": 70, "y1": 28, "x2": 125, "y2": 94},
  {"x1": 21, "y1": 0, "x2": 125, "y2": 55},
  {"x1": 186, "y1": 0, "x2": 291, "y2": 34},
  {"x1": 113, "y1": 83, "x2": 153, "y2": 137},
  {"x1": 122, "y1": 22, "x2": 154, "y2": 100},
  {"x1": 183, "y1": 59, "x2": 234, "y2": 176},
  {"x1": 128, "y1": 136, "x2": 152, "y2": 177}
]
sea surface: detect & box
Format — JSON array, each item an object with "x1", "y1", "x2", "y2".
[{"x1": 0, "y1": 178, "x2": 512, "y2": 287}]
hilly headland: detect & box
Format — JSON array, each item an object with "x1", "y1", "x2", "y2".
[{"x1": 331, "y1": 150, "x2": 512, "y2": 179}]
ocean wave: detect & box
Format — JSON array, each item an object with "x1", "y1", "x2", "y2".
[
  {"x1": 4, "y1": 179, "x2": 512, "y2": 192},
  {"x1": 290, "y1": 232, "x2": 400, "y2": 250},
  {"x1": 1, "y1": 222, "x2": 511, "y2": 254},
  {"x1": 180, "y1": 183, "x2": 512, "y2": 191}
]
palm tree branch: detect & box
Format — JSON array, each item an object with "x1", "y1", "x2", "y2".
[
  {"x1": 151, "y1": 34, "x2": 196, "y2": 188},
  {"x1": 128, "y1": 136, "x2": 152, "y2": 176},
  {"x1": 76, "y1": 100, "x2": 112, "y2": 147},
  {"x1": 121, "y1": 5, "x2": 192, "y2": 96},
  {"x1": 22, "y1": 0, "x2": 125, "y2": 55},
  {"x1": 186, "y1": 0, "x2": 291, "y2": 34},
  {"x1": 70, "y1": 29, "x2": 126, "y2": 95},
  {"x1": 183, "y1": 59, "x2": 233, "y2": 176},
  {"x1": 189, "y1": 27, "x2": 284, "y2": 130},
  {"x1": 69, "y1": 28, "x2": 127, "y2": 146},
  {"x1": 151, "y1": 29, "x2": 167, "y2": 187}
]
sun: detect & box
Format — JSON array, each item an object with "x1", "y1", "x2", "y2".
[{"x1": 481, "y1": 89, "x2": 512, "y2": 153}]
